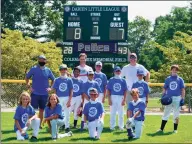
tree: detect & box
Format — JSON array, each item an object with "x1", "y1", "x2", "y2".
[
  {"x1": 150, "y1": 31, "x2": 192, "y2": 83},
  {"x1": 1, "y1": 28, "x2": 63, "y2": 79},
  {"x1": 128, "y1": 16, "x2": 152, "y2": 57}
]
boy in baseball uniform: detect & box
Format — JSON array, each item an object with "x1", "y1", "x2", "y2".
[
  {"x1": 80, "y1": 70, "x2": 102, "y2": 131},
  {"x1": 107, "y1": 66, "x2": 127, "y2": 131},
  {"x1": 52, "y1": 64, "x2": 73, "y2": 132},
  {"x1": 94, "y1": 61, "x2": 108, "y2": 104},
  {"x1": 83, "y1": 88, "x2": 104, "y2": 139},
  {"x1": 71, "y1": 67, "x2": 83, "y2": 128},
  {"x1": 157, "y1": 65, "x2": 185, "y2": 133},
  {"x1": 126, "y1": 88, "x2": 146, "y2": 140},
  {"x1": 132, "y1": 69, "x2": 150, "y2": 106}
]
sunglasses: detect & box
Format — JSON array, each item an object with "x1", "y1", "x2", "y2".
[
  {"x1": 90, "y1": 93, "x2": 97, "y2": 96},
  {"x1": 115, "y1": 70, "x2": 121, "y2": 72},
  {"x1": 130, "y1": 56, "x2": 137, "y2": 59}
]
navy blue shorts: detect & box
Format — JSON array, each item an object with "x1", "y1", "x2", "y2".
[{"x1": 31, "y1": 93, "x2": 48, "y2": 110}]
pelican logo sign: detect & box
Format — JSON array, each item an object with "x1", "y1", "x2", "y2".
[
  {"x1": 121, "y1": 6, "x2": 127, "y2": 12},
  {"x1": 65, "y1": 6, "x2": 70, "y2": 12}
]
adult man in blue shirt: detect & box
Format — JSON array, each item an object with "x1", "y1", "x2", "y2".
[{"x1": 26, "y1": 55, "x2": 55, "y2": 128}]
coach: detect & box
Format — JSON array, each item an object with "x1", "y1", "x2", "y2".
[
  {"x1": 121, "y1": 53, "x2": 150, "y2": 105},
  {"x1": 25, "y1": 55, "x2": 55, "y2": 128}
]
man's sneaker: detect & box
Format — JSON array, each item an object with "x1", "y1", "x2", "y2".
[
  {"x1": 173, "y1": 130, "x2": 177, "y2": 133},
  {"x1": 30, "y1": 136, "x2": 38, "y2": 142},
  {"x1": 52, "y1": 138, "x2": 57, "y2": 141},
  {"x1": 95, "y1": 136, "x2": 100, "y2": 140},
  {"x1": 68, "y1": 131, "x2": 73, "y2": 137},
  {"x1": 156, "y1": 129, "x2": 163, "y2": 133},
  {"x1": 65, "y1": 128, "x2": 70, "y2": 133}
]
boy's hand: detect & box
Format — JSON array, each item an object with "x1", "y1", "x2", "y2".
[
  {"x1": 26, "y1": 119, "x2": 31, "y2": 127},
  {"x1": 108, "y1": 99, "x2": 112, "y2": 106},
  {"x1": 121, "y1": 99, "x2": 126, "y2": 106}
]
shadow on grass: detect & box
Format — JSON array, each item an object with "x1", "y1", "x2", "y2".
[
  {"x1": 69, "y1": 137, "x2": 99, "y2": 142},
  {"x1": 37, "y1": 137, "x2": 52, "y2": 141},
  {"x1": 2, "y1": 130, "x2": 14, "y2": 134},
  {"x1": 112, "y1": 138, "x2": 137, "y2": 142},
  {"x1": 113, "y1": 130, "x2": 126, "y2": 135},
  {"x1": 1, "y1": 137, "x2": 16, "y2": 142},
  {"x1": 146, "y1": 131, "x2": 173, "y2": 137}
]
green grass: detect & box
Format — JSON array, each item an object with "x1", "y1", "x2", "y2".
[{"x1": 1, "y1": 112, "x2": 192, "y2": 143}]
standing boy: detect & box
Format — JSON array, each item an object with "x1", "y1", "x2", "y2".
[
  {"x1": 52, "y1": 64, "x2": 73, "y2": 132},
  {"x1": 107, "y1": 66, "x2": 127, "y2": 131},
  {"x1": 158, "y1": 65, "x2": 185, "y2": 133}
]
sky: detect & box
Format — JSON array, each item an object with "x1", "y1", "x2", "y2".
[{"x1": 74, "y1": 1, "x2": 189, "y2": 24}]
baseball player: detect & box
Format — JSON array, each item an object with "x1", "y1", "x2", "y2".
[
  {"x1": 126, "y1": 88, "x2": 146, "y2": 140},
  {"x1": 70, "y1": 67, "x2": 83, "y2": 128},
  {"x1": 107, "y1": 66, "x2": 128, "y2": 131},
  {"x1": 132, "y1": 69, "x2": 150, "y2": 106},
  {"x1": 77, "y1": 53, "x2": 93, "y2": 83},
  {"x1": 157, "y1": 65, "x2": 185, "y2": 133},
  {"x1": 94, "y1": 61, "x2": 108, "y2": 104},
  {"x1": 83, "y1": 88, "x2": 104, "y2": 139},
  {"x1": 80, "y1": 70, "x2": 102, "y2": 131},
  {"x1": 52, "y1": 64, "x2": 73, "y2": 133},
  {"x1": 14, "y1": 92, "x2": 40, "y2": 141},
  {"x1": 43, "y1": 94, "x2": 73, "y2": 141}
]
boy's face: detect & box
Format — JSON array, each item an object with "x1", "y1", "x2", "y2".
[
  {"x1": 60, "y1": 68, "x2": 67, "y2": 75},
  {"x1": 132, "y1": 94, "x2": 139, "y2": 101},
  {"x1": 114, "y1": 70, "x2": 121, "y2": 75},
  {"x1": 90, "y1": 91, "x2": 98, "y2": 101},
  {"x1": 95, "y1": 65, "x2": 102, "y2": 71},
  {"x1": 137, "y1": 74, "x2": 144, "y2": 80},
  {"x1": 73, "y1": 69, "x2": 80, "y2": 78},
  {"x1": 171, "y1": 68, "x2": 178, "y2": 76},
  {"x1": 88, "y1": 74, "x2": 94, "y2": 80}
]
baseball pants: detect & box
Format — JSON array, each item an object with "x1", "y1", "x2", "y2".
[
  {"x1": 134, "y1": 120, "x2": 144, "y2": 138},
  {"x1": 16, "y1": 118, "x2": 40, "y2": 140},
  {"x1": 110, "y1": 95, "x2": 124, "y2": 129},
  {"x1": 70, "y1": 95, "x2": 82, "y2": 120},
  {"x1": 162, "y1": 96, "x2": 181, "y2": 123},
  {"x1": 97, "y1": 93, "x2": 104, "y2": 103},
  {"x1": 81, "y1": 99, "x2": 89, "y2": 121},
  {"x1": 88, "y1": 119, "x2": 104, "y2": 138},
  {"x1": 50, "y1": 119, "x2": 65, "y2": 138},
  {"x1": 58, "y1": 97, "x2": 70, "y2": 129},
  {"x1": 126, "y1": 91, "x2": 132, "y2": 107}
]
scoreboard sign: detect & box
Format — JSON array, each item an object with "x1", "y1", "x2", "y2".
[{"x1": 63, "y1": 5, "x2": 128, "y2": 63}]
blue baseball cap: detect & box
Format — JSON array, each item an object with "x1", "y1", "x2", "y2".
[
  {"x1": 114, "y1": 66, "x2": 121, "y2": 72},
  {"x1": 38, "y1": 55, "x2": 46, "y2": 60},
  {"x1": 137, "y1": 69, "x2": 144, "y2": 75}
]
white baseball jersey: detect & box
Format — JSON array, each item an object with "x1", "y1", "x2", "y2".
[{"x1": 77, "y1": 65, "x2": 93, "y2": 83}]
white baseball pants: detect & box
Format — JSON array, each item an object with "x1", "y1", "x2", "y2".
[
  {"x1": 110, "y1": 95, "x2": 124, "y2": 129},
  {"x1": 50, "y1": 119, "x2": 65, "y2": 138},
  {"x1": 59, "y1": 97, "x2": 70, "y2": 128},
  {"x1": 162, "y1": 96, "x2": 181, "y2": 123},
  {"x1": 133, "y1": 120, "x2": 144, "y2": 138},
  {"x1": 81, "y1": 99, "x2": 89, "y2": 121},
  {"x1": 16, "y1": 118, "x2": 40, "y2": 140},
  {"x1": 88, "y1": 119, "x2": 104, "y2": 138},
  {"x1": 70, "y1": 95, "x2": 82, "y2": 120}
]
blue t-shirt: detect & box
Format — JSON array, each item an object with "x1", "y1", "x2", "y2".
[
  {"x1": 164, "y1": 75, "x2": 185, "y2": 97},
  {"x1": 26, "y1": 65, "x2": 55, "y2": 95},
  {"x1": 72, "y1": 78, "x2": 83, "y2": 97},
  {"x1": 52, "y1": 77, "x2": 73, "y2": 97},
  {"x1": 44, "y1": 104, "x2": 64, "y2": 119},
  {"x1": 82, "y1": 80, "x2": 102, "y2": 98},
  {"x1": 13, "y1": 105, "x2": 35, "y2": 131},
  {"x1": 83, "y1": 101, "x2": 104, "y2": 122},
  {"x1": 132, "y1": 81, "x2": 150, "y2": 98},
  {"x1": 107, "y1": 77, "x2": 128, "y2": 95},
  {"x1": 94, "y1": 72, "x2": 108, "y2": 93},
  {"x1": 128, "y1": 100, "x2": 145, "y2": 121}
]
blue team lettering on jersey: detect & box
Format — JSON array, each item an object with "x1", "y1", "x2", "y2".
[
  {"x1": 83, "y1": 102, "x2": 104, "y2": 122},
  {"x1": 82, "y1": 80, "x2": 102, "y2": 97},
  {"x1": 44, "y1": 104, "x2": 64, "y2": 119},
  {"x1": 72, "y1": 78, "x2": 83, "y2": 97},
  {"x1": 164, "y1": 75, "x2": 185, "y2": 97},
  {"x1": 94, "y1": 72, "x2": 108, "y2": 93},
  {"x1": 107, "y1": 77, "x2": 128, "y2": 95},
  {"x1": 26, "y1": 65, "x2": 55, "y2": 95},
  {"x1": 132, "y1": 81, "x2": 150, "y2": 98},
  {"x1": 52, "y1": 77, "x2": 73, "y2": 97},
  {"x1": 128, "y1": 100, "x2": 145, "y2": 121},
  {"x1": 13, "y1": 105, "x2": 36, "y2": 131}
]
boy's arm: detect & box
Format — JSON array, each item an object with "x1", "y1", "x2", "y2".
[
  {"x1": 133, "y1": 110, "x2": 141, "y2": 119},
  {"x1": 15, "y1": 120, "x2": 23, "y2": 133},
  {"x1": 146, "y1": 94, "x2": 149, "y2": 107},
  {"x1": 127, "y1": 110, "x2": 132, "y2": 118},
  {"x1": 82, "y1": 93, "x2": 90, "y2": 101},
  {"x1": 181, "y1": 88, "x2": 185, "y2": 99},
  {"x1": 107, "y1": 90, "x2": 112, "y2": 106}
]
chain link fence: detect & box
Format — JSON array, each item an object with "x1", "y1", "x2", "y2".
[{"x1": 1, "y1": 80, "x2": 192, "y2": 113}]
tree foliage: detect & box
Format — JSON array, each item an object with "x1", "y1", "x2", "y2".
[{"x1": 1, "y1": 28, "x2": 63, "y2": 79}]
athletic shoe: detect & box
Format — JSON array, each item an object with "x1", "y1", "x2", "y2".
[
  {"x1": 173, "y1": 130, "x2": 177, "y2": 133},
  {"x1": 65, "y1": 128, "x2": 70, "y2": 133},
  {"x1": 156, "y1": 129, "x2": 163, "y2": 133},
  {"x1": 30, "y1": 136, "x2": 38, "y2": 142},
  {"x1": 95, "y1": 136, "x2": 100, "y2": 140},
  {"x1": 68, "y1": 131, "x2": 73, "y2": 137}
]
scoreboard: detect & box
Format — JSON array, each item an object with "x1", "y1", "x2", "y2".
[{"x1": 63, "y1": 5, "x2": 128, "y2": 63}]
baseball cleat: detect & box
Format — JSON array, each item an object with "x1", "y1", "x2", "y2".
[{"x1": 173, "y1": 130, "x2": 177, "y2": 133}]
